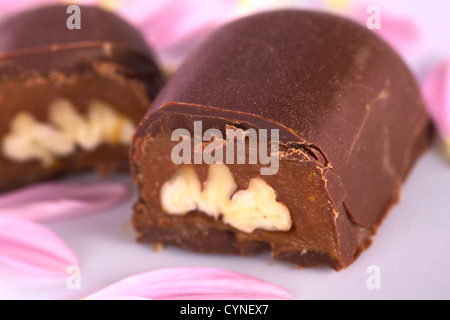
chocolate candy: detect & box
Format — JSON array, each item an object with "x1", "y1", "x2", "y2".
[
  {"x1": 130, "y1": 10, "x2": 433, "y2": 270},
  {"x1": 0, "y1": 5, "x2": 164, "y2": 191}
]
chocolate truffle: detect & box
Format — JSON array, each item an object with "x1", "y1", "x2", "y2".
[
  {"x1": 130, "y1": 10, "x2": 433, "y2": 270},
  {"x1": 0, "y1": 5, "x2": 164, "y2": 191}
]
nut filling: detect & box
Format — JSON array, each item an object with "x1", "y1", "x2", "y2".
[
  {"x1": 160, "y1": 163, "x2": 292, "y2": 233},
  {"x1": 1, "y1": 98, "x2": 136, "y2": 166}
]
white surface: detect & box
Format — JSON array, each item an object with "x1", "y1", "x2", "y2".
[{"x1": 1, "y1": 0, "x2": 450, "y2": 300}]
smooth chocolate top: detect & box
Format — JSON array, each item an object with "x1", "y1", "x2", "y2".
[
  {"x1": 137, "y1": 10, "x2": 430, "y2": 229},
  {"x1": 0, "y1": 4, "x2": 150, "y2": 55}
]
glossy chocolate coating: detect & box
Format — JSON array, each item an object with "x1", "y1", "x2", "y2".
[
  {"x1": 0, "y1": 5, "x2": 165, "y2": 191},
  {"x1": 130, "y1": 10, "x2": 433, "y2": 270}
]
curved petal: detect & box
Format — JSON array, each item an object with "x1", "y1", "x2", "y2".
[
  {"x1": 120, "y1": 0, "x2": 235, "y2": 50},
  {"x1": 86, "y1": 267, "x2": 293, "y2": 300},
  {"x1": 0, "y1": 181, "x2": 129, "y2": 222},
  {"x1": 373, "y1": 13, "x2": 424, "y2": 55},
  {"x1": 0, "y1": 215, "x2": 78, "y2": 277},
  {"x1": 422, "y1": 59, "x2": 450, "y2": 141},
  {"x1": 324, "y1": 3, "x2": 426, "y2": 56}
]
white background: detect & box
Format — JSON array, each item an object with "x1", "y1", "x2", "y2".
[{"x1": 1, "y1": 0, "x2": 450, "y2": 300}]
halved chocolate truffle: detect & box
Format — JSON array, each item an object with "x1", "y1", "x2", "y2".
[
  {"x1": 130, "y1": 10, "x2": 433, "y2": 270},
  {"x1": 0, "y1": 5, "x2": 165, "y2": 191}
]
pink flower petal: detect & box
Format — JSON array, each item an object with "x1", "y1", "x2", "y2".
[
  {"x1": 422, "y1": 59, "x2": 450, "y2": 142},
  {"x1": 119, "y1": 0, "x2": 235, "y2": 50},
  {"x1": 0, "y1": 181, "x2": 129, "y2": 222},
  {"x1": 0, "y1": 215, "x2": 78, "y2": 277},
  {"x1": 372, "y1": 14, "x2": 423, "y2": 55},
  {"x1": 330, "y1": 3, "x2": 426, "y2": 56},
  {"x1": 112, "y1": 0, "x2": 237, "y2": 67},
  {"x1": 86, "y1": 267, "x2": 292, "y2": 300}
]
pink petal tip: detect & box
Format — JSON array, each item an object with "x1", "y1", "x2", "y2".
[
  {"x1": 422, "y1": 59, "x2": 450, "y2": 148},
  {"x1": 0, "y1": 215, "x2": 78, "y2": 277},
  {"x1": 86, "y1": 267, "x2": 293, "y2": 300},
  {"x1": 0, "y1": 181, "x2": 129, "y2": 222}
]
